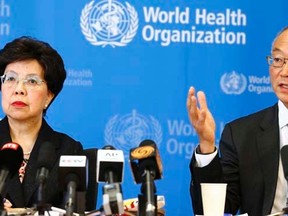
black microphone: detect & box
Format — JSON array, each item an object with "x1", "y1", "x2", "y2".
[
  {"x1": 97, "y1": 145, "x2": 124, "y2": 215},
  {"x1": 281, "y1": 145, "x2": 288, "y2": 180},
  {"x1": 0, "y1": 142, "x2": 23, "y2": 193},
  {"x1": 35, "y1": 141, "x2": 55, "y2": 215},
  {"x1": 281, "y1": 145, "x2": 288, "y2": 214},
  {"x1": 36, "y1": 142, "x2": 55, "y2": 184},
  {"x1": 129, "y1": 139, "x2": 163, "y2": 216},
  {"x1": 130, "y1": 139, "x2": 163, "y2": 183},
  {"x1": 59, "y1": 155, "x2": 87, "y2": 216}
]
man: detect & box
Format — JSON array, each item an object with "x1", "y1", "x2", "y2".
[{"x1": 187, "y1": 26, "x2": 288, "y2": 215}]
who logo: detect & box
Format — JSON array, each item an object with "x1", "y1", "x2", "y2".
[
  {"x1": 80, "y1": 0, "x2": 139, "y2": 48},
  {"x1": 104, "y1": 110, "x2": 162, "y2": 157},
  {"x1": 220, "y1": 71, "x2": 247, "y2": 95}
]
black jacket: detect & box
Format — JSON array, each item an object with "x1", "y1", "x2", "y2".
[
  {"x1": 0, "y1": 116, "x2": 83, "y2": 208},
  {"x1": 190, "y1": 103, "x2": 280, "y2": 216}
]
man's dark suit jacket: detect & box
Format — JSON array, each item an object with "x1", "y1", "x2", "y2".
[
  {"x1": 190, "y1": 103, "x2": 281, "y2": 216},
  {"x1": 0, "y1": 116, "x2": 83, "y2": 208}
]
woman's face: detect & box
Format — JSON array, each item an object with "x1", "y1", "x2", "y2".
[{"x1": 1, "y1": 59, "x2": 54, "y2": 122}]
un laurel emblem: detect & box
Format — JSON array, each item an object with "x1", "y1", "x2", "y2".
[
  {"x1": 220, "y1": 71, "x2": 247, "y2": 95},
  {"x1": 104, "y1": 110, "x2": 162, "y2": 156},
  {"x1": 80, "y1": 0, "x2": 139, "y2": 48}
]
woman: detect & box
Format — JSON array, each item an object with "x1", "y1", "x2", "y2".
[{"x1": 0, "y1": 36, "x2": 83, "y2": 209}]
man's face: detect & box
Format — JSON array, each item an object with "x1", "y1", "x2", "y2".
[{"x1": 270, "y1": 30, "x2": 288, "y2": 108}]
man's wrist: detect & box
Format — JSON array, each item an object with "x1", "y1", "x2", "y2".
[{"x1": 196, "y1": 145, "x2": 216, "y2": 155}]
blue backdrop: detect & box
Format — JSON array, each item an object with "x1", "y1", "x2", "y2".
[{"x1": 0, "y1": 0, "x2": 287, "y2": 215}]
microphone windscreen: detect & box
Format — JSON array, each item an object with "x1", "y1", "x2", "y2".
[
  {"x1": 37, "y1": 141, "x2": 55, "y2": 170},
  {"x1": 65, "y1": 173, "x2": 81, "y2": 188},
  {"x1": 281, "y1": 145, "x2": 288, "y2": 180},
  {"x1": 103, "y1": 145, "x2": 116, "y2": 150},
  {"x1": 139, "y1": 139, "x2": 155, "y2": 147},
  {"x1": 0, "y1": 142, "x2": 23, "y2": 175},
  {"x1": 130, "y1": 139, "x2": 163, "y2": 184},
  {"x1": 131, "y1": 140, "x2": 157, "y2": 161}
]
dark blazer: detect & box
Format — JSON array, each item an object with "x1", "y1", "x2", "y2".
[
  {"x1": 0, "y1": 116, "x2": 83, "y2": 208},
  {"x1": 190, "y1": 103, "x2": 280, "y2": 216}
]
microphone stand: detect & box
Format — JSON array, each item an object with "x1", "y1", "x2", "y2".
[
  {"x1": 0, "y1": 169, "x2": 9, "y2": 196},
  {"x1": 65, "y1": 181, "x2": 77, "y2": 216},
  {"x1": 138, "y1": 170, "x2": 157, "y2": 216},
  {"x1": 0, "y1": 170, "x2": 8, "y2": 216},
  {"x1": 102, "y1": 171, "x2": 124, "y2": 215},
  {"x1": 0, "y1": 194, "x2": 7, "y2": 216},
  {"x1": 65, "y1": 177, "x2": 85, "y2": 216},
  {"x1": 0, "y1": 210, "x2": 7, "y2": 216},
  {"x1": 37, "y1": 178, "x2": 51, "y2": 215}
]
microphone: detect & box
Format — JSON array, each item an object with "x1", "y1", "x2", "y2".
[
  {"x1": 97, "y1": 145, "x2": 124, "y2": 183},
  {"x1": 97, "y1": 145, "x2": 124, "y2": 215},
  {"x1": 0, "y1": 142, "x2": 23, "y2": 193},
  {"x1": 35, "y1": 142, "x2": 55, "y2": 215},
  {"x1": 36, "y1": 142, "x2": 55, "y2": 184},
  {"x1": 129, "y1": 139, "x2": 163, "y2": 216},
  {"x1": 281, "y1": 145, "x2": 288, "y2": 180},
  {"x1": 59, "y1": 155, "x2": 87, "y2": 216},
  {"x1": 281, "y1": 145, "x2": 288, "y2": 214},
  {"x1": 130, "y1": 139, "x2": 163, "y2": 183}
]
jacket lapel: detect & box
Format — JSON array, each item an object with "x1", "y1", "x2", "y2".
[{"x1": 257, "y1": 104, "x2": 279, "y2": 215}]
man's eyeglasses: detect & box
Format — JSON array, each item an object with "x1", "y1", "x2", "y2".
[
  {"x1": 266, "y1": 56, "x2": 288, "y2": 68},
  {"x1": 0, "y1": 71, "x2": 46, "y2": 90}
]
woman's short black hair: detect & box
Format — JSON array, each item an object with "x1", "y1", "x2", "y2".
[{"x1": 0, "y1": 36, "x2": 66, "y2": 113}]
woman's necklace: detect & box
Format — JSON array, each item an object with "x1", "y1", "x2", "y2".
[{"x1": 23, "y1": 151, "x2": 31, "y2": 159}]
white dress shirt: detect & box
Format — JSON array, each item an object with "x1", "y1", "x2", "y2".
[{"x1": 271, "y1": 101, "x2": 288, "y2": 214}]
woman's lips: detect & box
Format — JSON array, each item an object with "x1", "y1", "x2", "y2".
[{"x1": 12, "y1": 101, "x2": 27, "y2": 107}]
